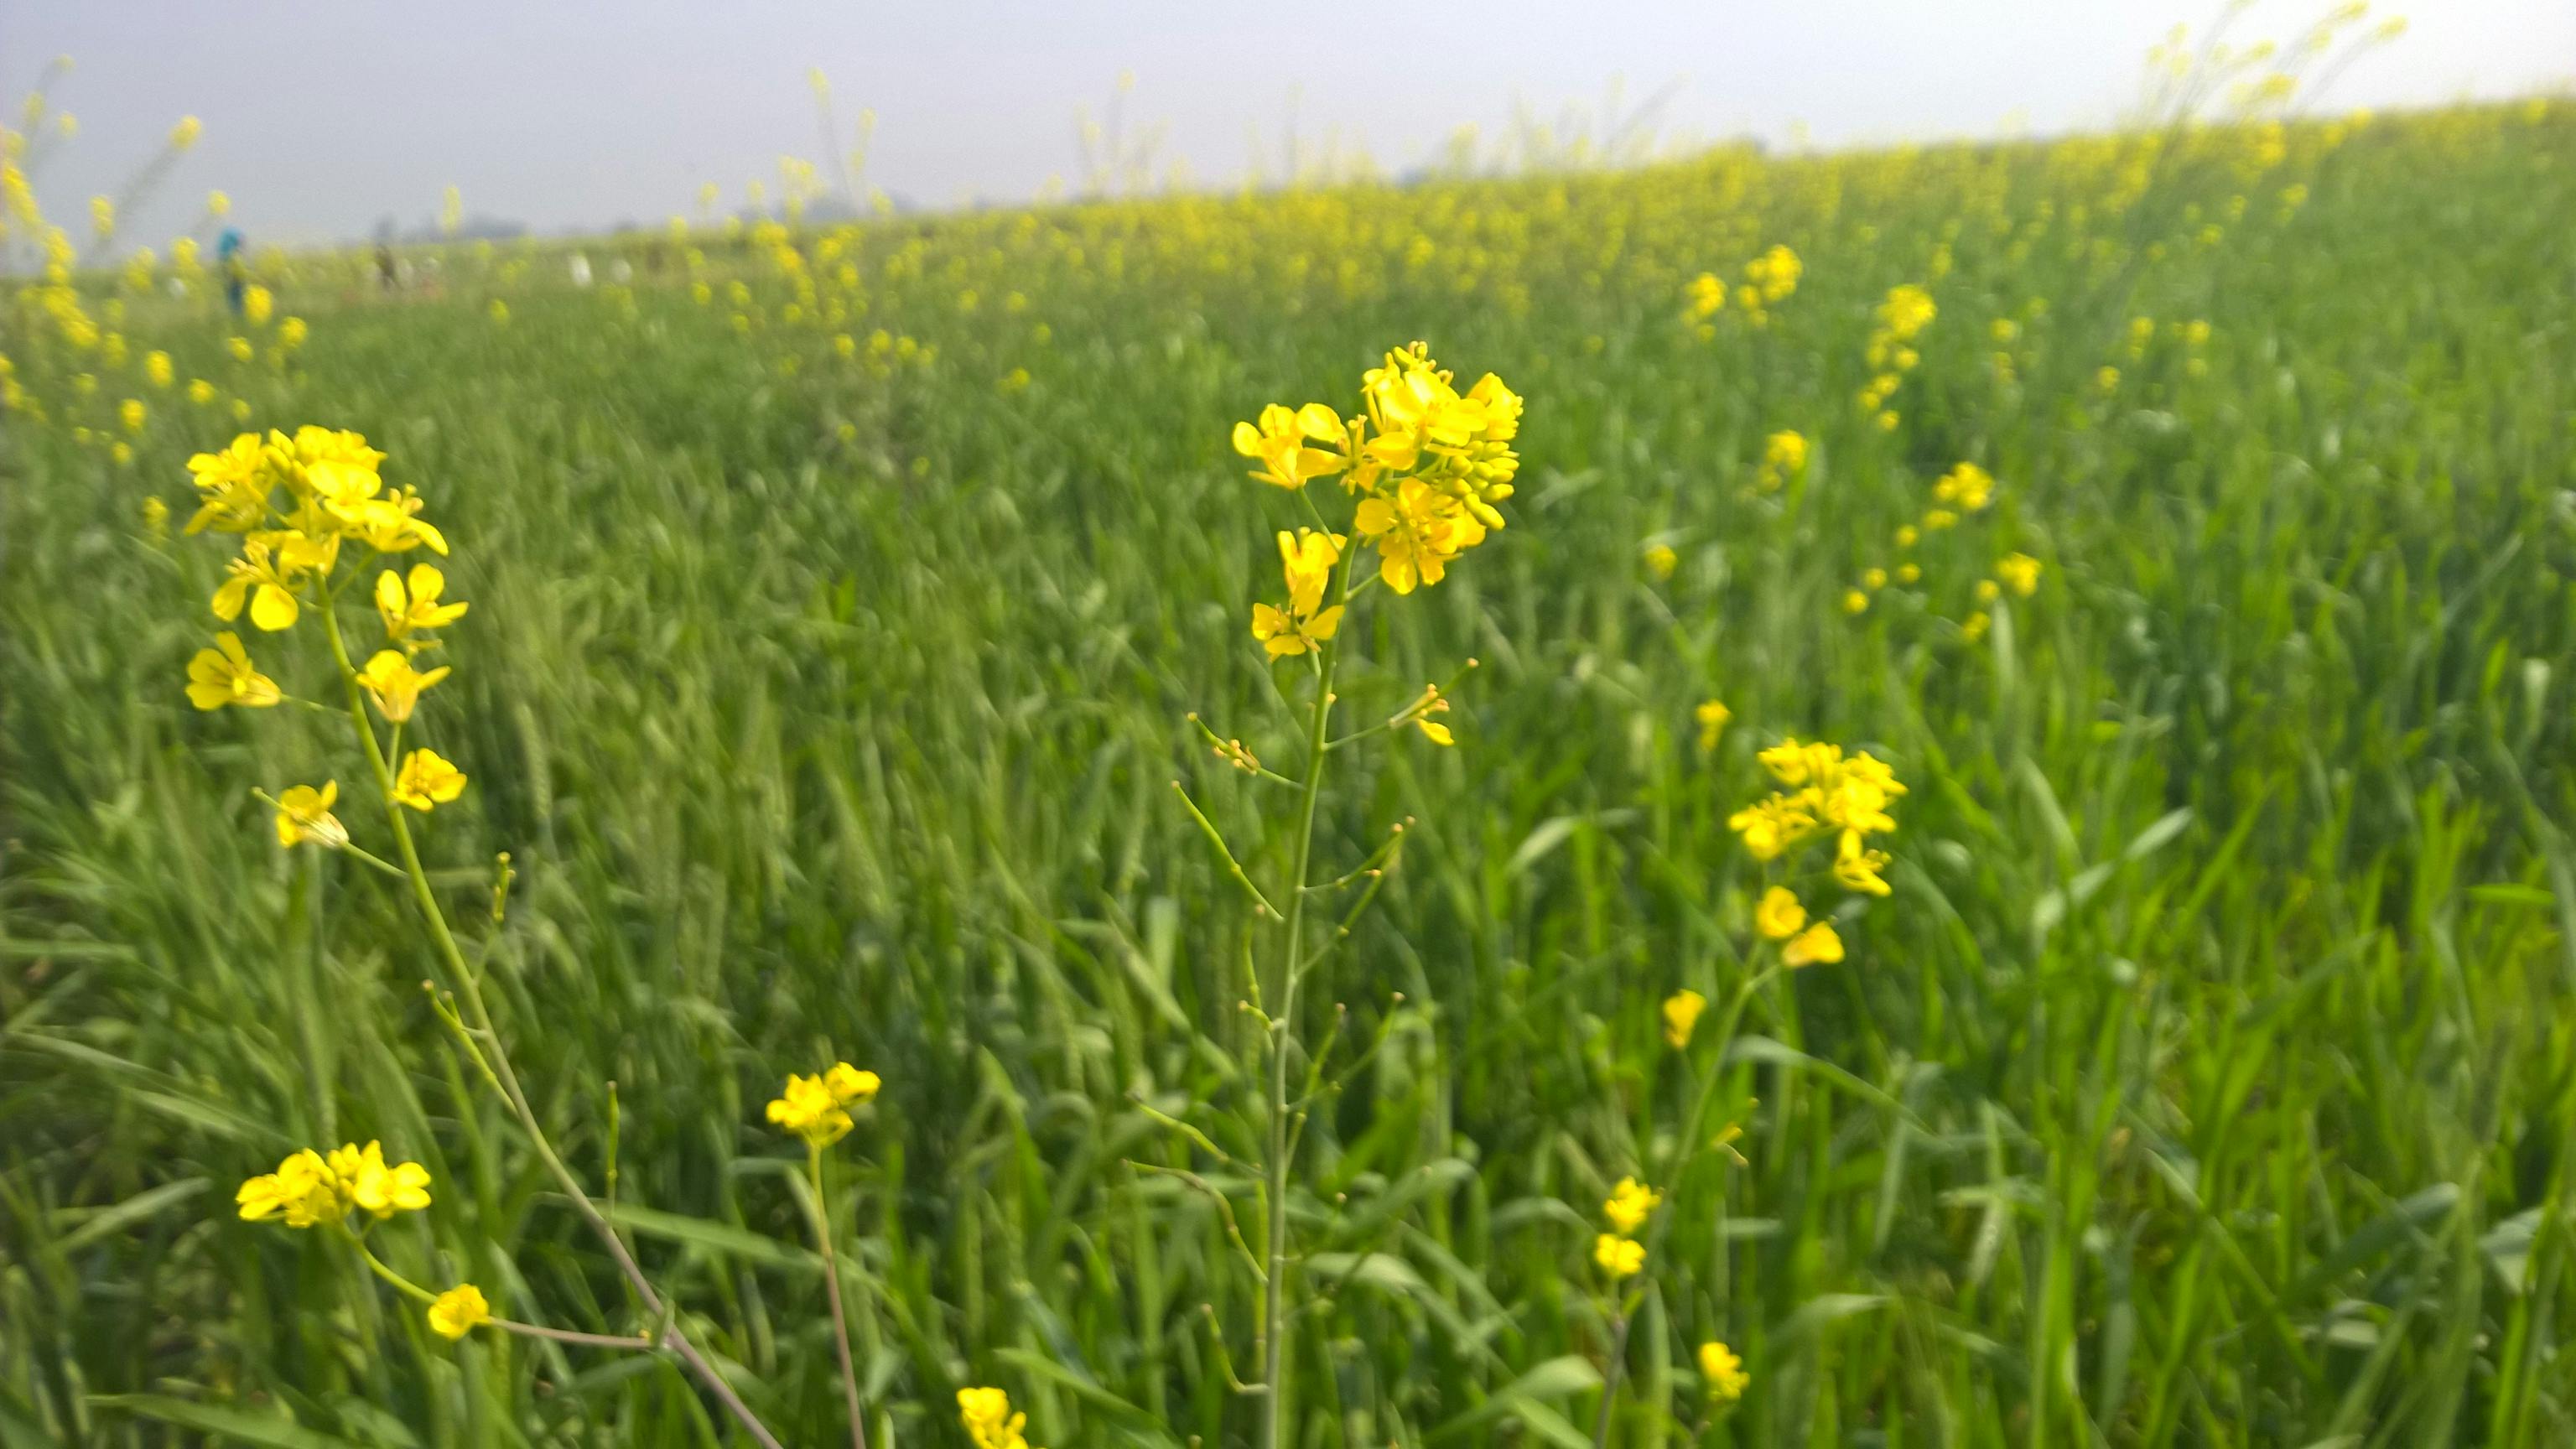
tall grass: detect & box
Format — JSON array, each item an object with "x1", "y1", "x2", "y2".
[{"x1": 5, "y1": 93, "x2": 2576, "y2": 1447}]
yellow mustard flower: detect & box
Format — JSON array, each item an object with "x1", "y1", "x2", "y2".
[
  {"x1": 1976, "y1": 579, "x2": 2002, "y2": 603},
  {"x1": 274, "y1": 782, "x2": 347, "y2": 849},
  {"x1": 1644, "y1": 543, "x2": 1678, "y2": 580},
  {"x1": 1390, "y1": 682, "x2": 1455, "y2": 745},
  {"x1": 1863, "y1": 568, "x2": 1888, "y2": 590},
  {"x1": 1782, "y1": 922, "x2": 1845, "y2": 969},
  {"x1": 1602, "y1": 1176, "x2": 1663, "y2": 1233},
  {"x1": 1842, "y1": 589, "x2": 1869, "y2": 615},
  {"x1": 766, "y1": 1061, "x2": 879, "y2": 1149},
  {"x1": 1232, "y1": 402, "x2": 1348, "y2": 491},
  {"x1": 145, "y1": 351, "x2": 173, "y2": 387},
  {"x1": 1834, "y1": 832, "x2": 1893, "y2": 896},
  {"x1": 1354, "y1": 475, "x2": 1486, "y2": 595},
  {"x1": 377, "y1": 564, "x2": 469, "y2": 647},
  {"x1": 1699, "y1": 1340, "x2": 1751, "y2": 1403},
  {"x1": 1997, "y1": 552, "x2": 2042, "y2": 596},
  {"x1": 1763, "y1": 429, "x2": 1808, "y2": 475},
  {"x1": 1933, "y1": 462, "x2": 1996, "y2": 512},
  {"x1": 183, "y1": 433, "x2": 276, "y2": 534},
  {"x1": 243, "y1": 285, "x2": 273, "y2": 325},
  {"x1": 120, "y1": 398, "x2": 145, "y2": 433},
  {"x1": 212, "y1": 536, "x2": 311, "y2": 631},
  {"x1": 186, "y1": 631, "x2": 282, "y2": 710},
  {"x1": 393, "y1": 748, "x2": 467, "y2": 812},
  {"x1": 330, "y1": 1140, "x2": 432, "y2": 1218},
  {"x1": 428, "y1": 1284, "x2": 491, "y2": 1340},
  {"x1": 1594, "y1": 1233, "x2": 1645, "y2": 1278},
  {"x1": 958, "y1": 1386, "x2": 1034, "y2": 1449},
  {"x1": 1695, "y1": 700, "x2": 1731, "y2": 752},
  {"x1": 1727, "y1": 795, "x2": 1817, "y2": 863},
  {"x1": 356, "y1": 651, "x2": 450, "y2": 724},
  {"x1": 1662, "y1": 989, "x2": 1706, "y2": 1049},
  {"x1": 1754, "y1": 886, "x2": 1807, "y2": 941},
  {"x1": 236, "y1": 1149, "x2": 340, "y2": 1228},
  {"x1": 1962, "y1": 611, "x2": 1992, "y2": 642}
]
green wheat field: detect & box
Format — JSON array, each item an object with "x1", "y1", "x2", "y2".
[{"x1": 5, "y1": 46, "x2": 2576, "y2": 1449}]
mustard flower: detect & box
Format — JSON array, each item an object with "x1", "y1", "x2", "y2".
[
  {"x1": 1232, "y1": 402, "x2": 1348, "y2": 491},
  {"x1": 212, "y1": 535, "x2": 310, "y2": 631},
  {"x1": 1354, "y1": 475, "x2": 1485, "y2": 595},
  {"x1": 244, "y1": 285, "x2": 273, "y2": 326},
  {"x1": 1754, "y1": 886, "x2": 1807, "y2": 941},
  {"x1": 393, "y1": 748, "x2": 467, "y2": 812},
  {"x1": 958, "y1": 1386, "x2": 1035, "y2": 1449},
  {"x1": 330, "y1": 1140, "x2": 432, "y2": 1218},
  {"x1": 766, "y1": 1062, "x2": 880, "y2": 1149},
  {"x1": 1644, "y1": 543, "x2": 1678, "y2": 580},
  {"x1": 1933, "y1": 463, "x2": 1996, "y2": 512},
  {"x1": 1834, "y1": 832, "x2": 1893, "y2": 896},
  {"x1": 1727, "y1": 795, "x2": 1816, "y2": 863},
  {"x1": 1395, "y1": 683, "x2": 1455, "y2": 745},
  {"x1": 1602, "y1": 1176, "x2": 1662, "y2": 1233},
  {"x1": 1695, "y1": 700, "x2": 1731, "y2": 752},
  {"x1": 377, "y1": 564, "x2": 469, "y2": 647},
  {"x1": 1662, "y1": 989, "x2": 1706, "y2": 1048},
  {"x1": 356, "y1": 651, "x2": 450, "y2": 723},
  {"x1": 1997, "y1": 552, "x2": 2042, "y2": 596},
  {"x1": 1782, "y1": 922, "x2": 1844, "y2": 969},
  {"x1": 428, "y1": 1284, "x2": 491, "y2": 1340},
  {"x1": 184, "y1": 434, "x2": 275, "y2": 534},
  {"x1": 1594, "y1": 1233, "x2": 1645, "y2": 1278},
  {"x1": 185, "y1": 631, "x2": 282, "y2": 710},
  {"x1": 236, "y1": 1149, "x2": 340, "y2": 1228},
  {"x1": 274, "y1": 782, "x2": 347, "y2": 849},
  {"x1": 1699, "y1": 1340, "x2": 1751, "y2": 1403},
  {"x1": 1842, "y1": 589, "x2": 1869, "y2": 615}
]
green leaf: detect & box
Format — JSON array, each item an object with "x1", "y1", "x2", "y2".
[
  {"x1": 1425, "y1": 1355, "x2": 1602, "y2": 1443},
  {"x1": 89, "y1": 1394, "x2": 365, "y2": 1448}
]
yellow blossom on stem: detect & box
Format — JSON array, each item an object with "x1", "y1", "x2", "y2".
[
  {"x1": 1755, "y1": 886, "x2": 1807, "y2": 940},
  {"x1": 1231, "y1": 402, "x2": 1348, "y2": 491},
  {"x1": 274, "y1": 782, "x2": 346, "y2": 849},
  {"x1": 1662, "y1": 989, "x2": 1706, "y2": 1048},
  {"x1": 1700, "y1": 1340, "x2": 1751, "y2": 1403},
  {"x1": 1602, "y1": 1176, "x2": 1663, "y2": 1233},
  {"x1": 356, "y1": 651, "x2": 449, "y2": 724},
  {"x1": 1834, "y1": 831, "x2": 1893, "y2": 896},
  {"x1": 1997, "y1": 552, "x2": 2042, "y2": 596},
  {"x1": 958, "y1": 1386, "x2": 1036, "y2": 1449},
  {"x1": 1782, "y1": 921, "x2": 1845, "y2": 968},
  {"x1": 428, "y1": 1285, "x2": 491, "y2": 1340},
  {"x1": 393, "y1": 748, "x2": 467, "y2": 811},
  {"x1": 766, "y1": 1062, "x2": 878, "y2": 1149},
  {"x1": 377, "y1": 564, "x2": 469, "y2": 647},
  {"x1": 329, "y1": 1140, "x2": 432, "y2": 1218},
  {"x1": 1594, "y1": 1233, "x2": 1645, "y2": 1278},
  {"x1": 236, "y1": 1149, "x2": 340, "y2": 1227},
  {"x1": 185, "y1": 631, "x2": 281, "y2": 710},
  {"x1": 1695, "y1": 699, "x2": 1731, "y2": 752}
]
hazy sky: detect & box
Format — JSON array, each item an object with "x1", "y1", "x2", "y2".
[{"x1": 5, "y1": 1, "x2": 2567, "y2": 248}]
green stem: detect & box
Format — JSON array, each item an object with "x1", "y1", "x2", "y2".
[
  {"x1": 1259, "y1": 532, "x2": 1353, "y2": 1449},
  {"x1": 808, "y1": 1145, "x2": 871, "y2": 1449},
  {"x1": 315, "y1": 602, "x2": 786, "y2": 1449}
]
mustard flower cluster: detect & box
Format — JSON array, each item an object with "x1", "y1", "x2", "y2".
[
  {"x1": 1842, "y1": 462, "x2": 2039, "y2": 639},
  {"x1": 764, "y1": 1061, "x2": 882, "y2": 1149},
  {"x1": 236, "y1": 1141, "x2": 432, "y2": 1228},
  {"x1": 1685, "y1": 243, "x2": 1801, "y2": 335},
  {"x1": 959, "y1": 1386, "x2": 1041, "y2": 1449},
  {"x1": 1233, "y1": 343, "x2": 1524, "y2": 629},
  {"x1": 1754, "y1": 428, "x2": 1808, "y2": 493},
  {"x1": 177, "y1": 428, "x2": 474, "y2": 850},
  {"x1": 1857, "y1": 283, "x2": 1936, "y2": 429},
  {"x1": 1729, "y1": 739, "x2": 1908, "y2": 968},
  {"x1": 1592, "y1": 1176, "x2": 1661, "y2": 1280}
]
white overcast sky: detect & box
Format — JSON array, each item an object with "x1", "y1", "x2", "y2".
[{"x1": 4, "y1": 1, "x2": 2567, "y2": 248}]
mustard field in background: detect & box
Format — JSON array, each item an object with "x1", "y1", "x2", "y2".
[{"x1": 5, "y1": 23, "x2": 2576, "y2": 1449}]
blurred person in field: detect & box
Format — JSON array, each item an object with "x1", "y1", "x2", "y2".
[{"x1": 218, "y1": 228, "x2": 247, "y2": 315}]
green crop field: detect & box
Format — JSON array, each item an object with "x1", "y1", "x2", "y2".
[{"x1": 4, "y1": 49, "x2": 2575, "y2": 1449}]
